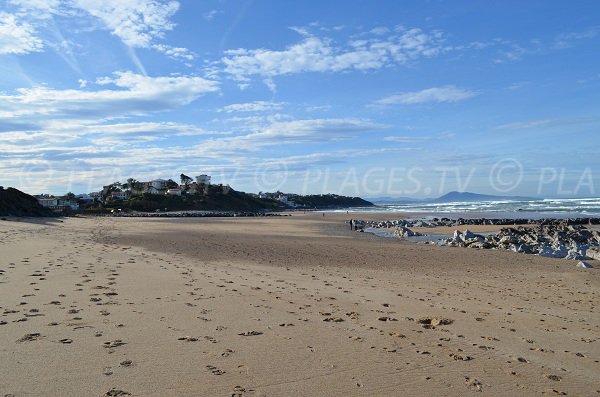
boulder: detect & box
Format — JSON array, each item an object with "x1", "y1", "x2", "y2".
[
  {"x1": 565, "y1": 250, "x2": 586, "y2": 261},
  {"x1": 499, "y1": 235, "x2": 518, "y2": 245},
  {"x1": 586, "y1": 247, "x2": 600, "y2": 261},
  {"x1": 452, "y1": 230, "x2": 464, "y2": 242},
  {"x1": 463, "y1": 229, "x2": 476, "y2": 240},
  {"x1": 394, "y1": 226, "x2": 421, "y2": 238},
  {"x1": 577, "y1": 261, "x2": 593, "y2": 269}
]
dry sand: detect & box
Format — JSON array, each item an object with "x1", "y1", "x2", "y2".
[{"x1": 0, "y1": 214, "x2": 599, "y2": 396}]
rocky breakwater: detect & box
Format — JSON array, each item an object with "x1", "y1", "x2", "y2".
[
  {"x1": 353, "y1": 217, "x2": 600, "y2": 262},
  {"x1": 445, "y1": 224, "x2": 600, "y2": 261}
]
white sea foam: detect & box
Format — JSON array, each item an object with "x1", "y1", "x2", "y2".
[{"x1": 333, "y1": 197, "x2": 600, "y2": 216}]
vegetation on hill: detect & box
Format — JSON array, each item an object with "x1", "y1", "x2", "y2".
[
  {"x1": 83, "y1": 185, "x2": 374, "y2": 213},
  {"x1": 0, "y1": 187, "x2": 54, "y2": 217},
  {"x1": 285, "y1": 193, "x2": 374, "y2": 208},
  {"x1": 93, "y1": 185, "x2": 284, "y2": 212}
]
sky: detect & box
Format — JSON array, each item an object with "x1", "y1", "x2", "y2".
[{"x1": 0, "y1": 0, "x2": 599, "y2": 198}]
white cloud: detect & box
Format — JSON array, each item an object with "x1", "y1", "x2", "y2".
[
  {"x1": 202, "y1": 10, "x2": 219, "y2": 21},
  {"x1": 0, "y1": 12, "x2": 44, "y2": 54},
  {"x1": 200, "y1": 118, "x2": 386, "y2": 153},
  {"x1": 8, "y1": 0, "x2": 60, "y2": 18},
  {"x1": 0, "y1": 71, "x2": 219, "y2": 119},
  {"x1": 383, "y1": 136, "x2": 431, "y2": 143},
  {"x1": 554, "y1": 26, "x2": 599, "y2": 49},
  {"x1": 372, "y1": 86, "x2": 477, "y2": 106},
  {"x1": 220, "y1": 101, "x2": 284, "y2": 113},
  {"x1": 222, "y1": 27, "x2": 445, "y2": 80},
  {"x1": 152, "y1": 43, "x2": 195, "y2": 61},
  {"x1": 72, "y1": 0, "x2": 179, "y2": 48},
  {"x1": 495, "y1": 118, "x2": 594, "y2": 130}
]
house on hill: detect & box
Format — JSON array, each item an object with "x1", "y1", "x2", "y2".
[
  {"x1": 196, "y1": 175, "x2": 211, "y2": 185},
  {"x1": 110, "y1": 191, "x2": 130, "y2": 200},
  {"x1": 149, "y1": 179, "x2": 169, "y2": 190},
  {"x1": 37, "y1": 196, "x2": 79, "y2": 211},
  {"x1": 166, "y1": 187, "x2": 182, "y2": 196}
]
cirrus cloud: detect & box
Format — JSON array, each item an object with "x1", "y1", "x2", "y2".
[{"x1": 372, "y1": 86, "x2": 477, "y2": 106}]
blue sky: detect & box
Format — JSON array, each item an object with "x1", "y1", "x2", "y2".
[{"x1": 0, "y1": 0, "x2": 599, "y2": 198}]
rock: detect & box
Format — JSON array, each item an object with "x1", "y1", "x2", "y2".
[
  {"x1": 499, "y1": 235, "x2": 518, "y2": 245},
  {"x1": 394, "y1": 226, "x2": 421, "y2": 238},
  {"x1": 565, "y1": 250, "x2": 586, "y2": 261},
  {"x1": 576, "y1": 261, "x2": 593, "y2": 269},
  {"x1": 463, "y1": 229, "x2": 476, "y2": 240},
  {"x1": 586, "y1": 247, "x2": 600, "y2": 260},
  {"x1": 452, "y1": 230, "x2": 464, "y2": 242}
]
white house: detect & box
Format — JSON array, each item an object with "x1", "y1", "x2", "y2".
[
  {"x1": 110, "y1": 191, "x2": 130, "y2": 200},
  {"x1": 76, "y1": 193, "x2": 95, "y2": 202},
  {"x1": 166, "y1": 188, "x2": 182, "y2": 196},
  {"x1": 38, "y1": 197, "x2": 58, "y2": 207},
  {"x1": 195, "y1": 174, "x2": 211, "y2": 185},
  {"x1": 149, "y1": 179, "x2": 168, "y2": 190},
  {"x1": 278, "y1": 194, "x2": 296, "y2": 207},
  {"x1": 38, "y1": 197, "x2": 79, "y2": 211}
]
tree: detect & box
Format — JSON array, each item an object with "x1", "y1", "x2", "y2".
[
  {"x1": 166, "y1": 179, "x2": 179, "y2": 189},
  {"x1": 180, "y1": 173, "x2": 193, "y2": 186},
  {"x1": 101, "y1": 182, "x2": 121, "y2": 201},
  {"x1": 125, "y1": 178, "x2": 137, "y2": 191},
  {"x1": 65, "y1": 192, "x2": 76, "y2": 199}
]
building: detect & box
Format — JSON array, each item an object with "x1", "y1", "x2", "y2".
[
  {"x1": 166, "y1": 188, "x2": 182, "y2": 196},
  {"x1": 110, "y1": 191, "x2": 130, "y2": 200},
  {"x1": 195, "y1": 175, "x2": 211, "y2": 185},
  {"x1": 77, "y1": 193, "x2": 96, "y2": 202},
  {"x1": 145, "y1": 186, "x2": 161, "y2": 194},
  {"x1": 278, "y1": 194, "x2": 297, "y2": 207},
  {"x1": 149, "y1": 179, "x2": 168, "y2": 190},
  {"x1": 37, "y1": 197, "x2": 79, "y2": 211}
]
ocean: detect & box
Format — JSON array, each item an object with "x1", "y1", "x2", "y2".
[{"x1": 334, "y1": 198, "x2": 600, "y2": 218}]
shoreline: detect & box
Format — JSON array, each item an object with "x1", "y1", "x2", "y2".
[{"x1": 1, "y1": 215, "x2": 599, "y2": 396}]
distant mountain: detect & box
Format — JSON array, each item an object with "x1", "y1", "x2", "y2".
[
  {"x1": 0, "y1": 187, "x2": 54, "y2": 217},
  {"x1": 433, "y1": 191, "x2": 536, "y2": 203},
  {"x1": 367, "y1": 191, "x2": 535, "y2": 204}
]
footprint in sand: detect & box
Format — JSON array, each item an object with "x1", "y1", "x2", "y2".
[
  {"x1": 103, "y1": 340, "x2": 126, "y2": 348},
  {"x1": 238, "y1": 331, "x2": 263, "y2": 336},
  {"x1": 221, "y1": 348, "x2": 234, "y2": 357},
  {"x1": 177, "y1": 336, "x2": 199, "y2": 342},
  {"x1": 103, "y1": 389, "x2": 130, "y2": 396},
  {"x1": 16, "y1": 333, "x2": 42, "y2": 342},
  {"x1": 206, "y1": 365, "x2": 225, "y2": 375},
  {"x1": 464, "y1": 376, "x2": 483, "y2": 391},
  {"x1": 417, "y1": 317, "x2": 453, "y2": 329},
  {"x1": 120, "y1": 360, "x2": 133, "y2": 367}
]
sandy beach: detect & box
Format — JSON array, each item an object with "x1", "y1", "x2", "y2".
[{"x1": 1, "y1": 214, "x2": 599, "y2": 396}]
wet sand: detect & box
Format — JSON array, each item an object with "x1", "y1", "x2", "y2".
[{"x1": 1, "y1": 214, "x2": 599, "y2": 396}]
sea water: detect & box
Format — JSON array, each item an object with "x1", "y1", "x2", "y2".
[{"x1": 334, "y1": 197, "x2": 600, "y2": 218}]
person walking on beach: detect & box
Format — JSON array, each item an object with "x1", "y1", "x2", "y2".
[{"x1": 350, "y1": 219, "x2": 353, "y2": 230}]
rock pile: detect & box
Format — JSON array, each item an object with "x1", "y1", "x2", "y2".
[
  {"x1": 443, "y1": 224, "x2": 600, "y2": 260},
  {"x1": 353, "y1": 217, "x2": 600, "y2": 261},
  {"x1": 355, "y1": 217, "x2": 600, "y2": 230}
]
